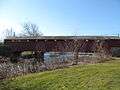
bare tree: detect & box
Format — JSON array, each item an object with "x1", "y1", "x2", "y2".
[
  {"x1": 60, "y1": 37, "x2": 111, "y2": 65},
  {"x1": 21, "y1": 22, "x2": 43, "y2": 37},
  {"x1": 4, "y1": 28, "x2": 15, "y2": 38},
  {"x1": 95, "y1": 39, "x2": 112, "y2": 61}
]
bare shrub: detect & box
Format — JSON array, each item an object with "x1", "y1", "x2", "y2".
[{"x1": 0, "y1": 58, "x2": 69, "y2": 80}]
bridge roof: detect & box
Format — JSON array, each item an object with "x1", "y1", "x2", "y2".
[{"x1": 5, "y1": 36, "x2": 120, "y2": 40}]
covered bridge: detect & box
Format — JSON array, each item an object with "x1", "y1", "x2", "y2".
[{"x1": 4, "y1": 36, "x2": 120, "y2": 62}]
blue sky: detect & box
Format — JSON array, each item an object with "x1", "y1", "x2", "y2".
[{"x1": 0, "y1": 0, "x2": 120, "y2": 40}]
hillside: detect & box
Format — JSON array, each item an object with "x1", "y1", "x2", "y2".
[{"x1": 0, "y1": 59, "x2": 120, "y2": 90}]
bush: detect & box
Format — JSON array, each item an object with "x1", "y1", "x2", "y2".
[
  {"x1": 0, "y1": 43, "x2": 11, "y2": 57},
  {"x1": 111, "y1": 47, "x2": 120, "y2": 57}
]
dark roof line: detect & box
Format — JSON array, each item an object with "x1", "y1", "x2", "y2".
[{"x1": 5, "y1": 36, "x2": 120, "y2": 40}]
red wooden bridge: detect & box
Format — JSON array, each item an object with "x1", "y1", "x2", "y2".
[{"x1": 4, "y1": 36, "x2": 120, "y2": 62}]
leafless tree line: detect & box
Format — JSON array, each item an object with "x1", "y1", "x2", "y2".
[{"x1": 5, "y1": 22, "x2": 43, "y2": 38}]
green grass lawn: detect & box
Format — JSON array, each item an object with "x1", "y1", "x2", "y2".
[{"x1": 0, "y1": 59, "x2": 120, "y2": 90}]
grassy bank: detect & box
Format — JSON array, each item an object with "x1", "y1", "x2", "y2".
[{"x1": 0, "y1": 59, "x2": 120, "y2": 90}]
